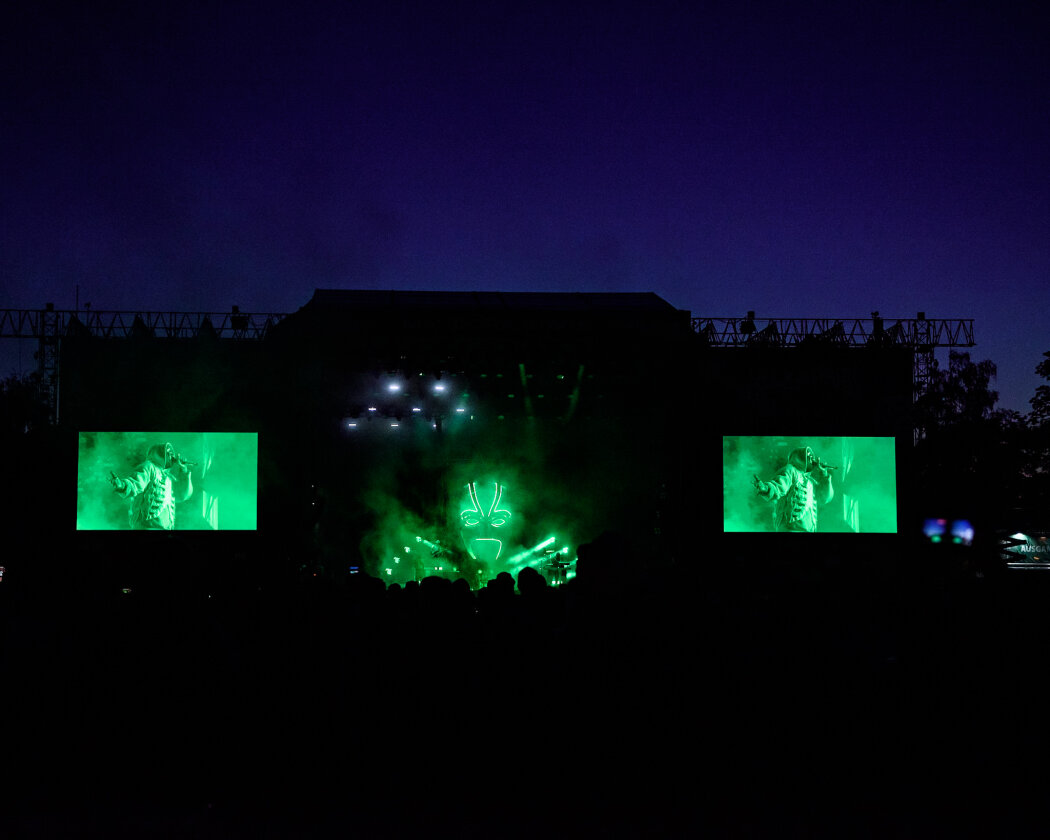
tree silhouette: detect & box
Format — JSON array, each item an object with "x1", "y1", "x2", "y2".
[
  {"x1": 1024, "y1": 351, "x2": 1050, "y2": 508},
  {"x1": 1029, "y1": 351, "x2": 1050, "y2": 428},
  {"x1": 0, "y1": 371, "x2": 49, "y2": 437},
  {"x1": 913, "y1": 351, "x2": 1029, "y2": 517}
]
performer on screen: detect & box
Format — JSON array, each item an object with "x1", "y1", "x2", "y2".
[
  {"x1": 752, "y1": 446, "x2": 834, "y2": 533},
  {"x1": 108, "y1": 442, "x2": 193, "y2": 530}
]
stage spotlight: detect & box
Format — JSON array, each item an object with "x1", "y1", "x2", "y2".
[
  {"x1": 368, "y1": 406, "x2": 378, "y2": 412},
  {"x1": 740, "y1": 311, "x2": 756, "y2": 334},
  {"x1": 434, "y1": 383, "x2": 447, "y2": 393},
  {"x1": 387, "y1": 382, "x2": 402, "y2": 393},
  {"x1": 412, "y1": 407, "x2": 422, "y2": 413},
  {"x1": 456, "y1": 407, "x2": 466, "y2": 413}
]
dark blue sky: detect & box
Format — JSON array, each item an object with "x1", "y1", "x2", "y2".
[{"x1": 3, "y1": 1, "x2": 1047, "y2": 411}]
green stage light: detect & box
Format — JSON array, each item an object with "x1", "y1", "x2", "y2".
[
  {"x1": 415, "y1": 535, "x2": 443, "y2": 552},
  {"x1": 507, "y1": 536, "x2": 557, "y2": 568}
]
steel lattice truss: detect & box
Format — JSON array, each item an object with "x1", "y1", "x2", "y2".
[
  {"x1": 690, "y1": 316, "x2": 974, "y2": 349},
  {"x1": 0, "y1": 308, "x2": 286, "y2": 340},
  {"x1": 1, "y1": 307, "x2": 287, "y2": 423},
  {"x1": 1, "y1": 307, "x2": 974, "y2": 425},
  {"x1": 692, "y1": 315, "x2": 975, "y2": 442}
]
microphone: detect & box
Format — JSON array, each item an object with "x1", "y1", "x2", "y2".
[
  {"x1": 174, "y1": 453, "x2": 198, "y2": 467},
  {"x1": 813, "y1": 457, "x2": 838, "y2": 471}
]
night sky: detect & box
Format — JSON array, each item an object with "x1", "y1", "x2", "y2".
[{"x1": 2, "y1": 1, "x2": 1047, "y2": 411}]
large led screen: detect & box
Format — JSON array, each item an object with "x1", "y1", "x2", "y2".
[
  {"x1": 723, "y1": 436, "x2": 897, "y2": 533},
  {"x1": 77, "y1": 432, "x2": 258, "y2": 530}
]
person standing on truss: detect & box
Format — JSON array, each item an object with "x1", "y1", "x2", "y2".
[{"x1": 752, "y1": 446, "x2": 834, "y2": 532}]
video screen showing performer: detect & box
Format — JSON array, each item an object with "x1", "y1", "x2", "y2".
[
  {"x1": 77, "y1": 432, "x2": 258, "y2": 530},
  {"x1": 723, "y1": 436, "x2": 897, "y2": 533}
]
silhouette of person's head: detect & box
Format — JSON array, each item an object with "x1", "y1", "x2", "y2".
[
  {"x1": 517, "y1": 566, "x2": 546, "y2": 595},
  {"x1": 494, "y1": 571, "x2": 515, "y2": 594}
]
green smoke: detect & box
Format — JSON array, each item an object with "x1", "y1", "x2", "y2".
[{"x1": 349, "y1": 418, "x2": 627, "y2": 584}]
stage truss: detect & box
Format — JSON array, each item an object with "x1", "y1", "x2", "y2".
[{"x1": 2, "y1": 305, "x2": 973, "y2": 425}]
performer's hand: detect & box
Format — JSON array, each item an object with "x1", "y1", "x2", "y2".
[
  {"x1": 752, "y1": 475, "x2": 767, "y2": 493},
  {"x1": 109, "y1": 471, "x2": 125, "y2": 491}
]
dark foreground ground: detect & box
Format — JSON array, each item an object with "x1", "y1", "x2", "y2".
[{"x1": 2, "y1": 541, "x2": 1046, "y2": 838}]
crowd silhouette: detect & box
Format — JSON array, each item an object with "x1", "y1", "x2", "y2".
[{"x1": 1, "y1": 531, "x2": 1047, "y2": 838}]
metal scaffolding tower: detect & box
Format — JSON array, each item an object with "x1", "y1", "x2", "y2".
[
  {"x1": 690, "y1": 312, "x2": 974, "y2": 402},
  {"x1": 0, "y1": 306, "x2": 287, "y2": 424},
  {"x1": 2, "y1": 304, "x2": 974, "y2": 426}
]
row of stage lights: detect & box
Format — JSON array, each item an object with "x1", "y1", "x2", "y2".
[
  {"x1": 378, "y1": 536, "x2": 576, "y2": 585},
  {"x1": 342, "y1": 368, "x2": 586, "y2": 430},
  {"x1": 345, "y1": 376, "x2": 469, "y2": 430},
  {"x1": 344, "y1": 408, "x2": 471, "y2": 431}
]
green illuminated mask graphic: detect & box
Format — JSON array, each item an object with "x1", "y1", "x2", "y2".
[{"x1": 460, "y1": 481, "x2": 512, "y2": 562}]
